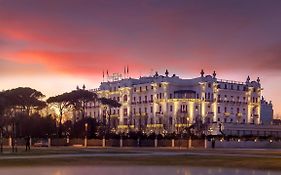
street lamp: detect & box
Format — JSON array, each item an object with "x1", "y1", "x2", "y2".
[{"x1": 84, "y1": 122, "x2": 88, "y2": 147}]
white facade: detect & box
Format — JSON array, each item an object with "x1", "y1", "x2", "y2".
[{"x1": 85, "y1": 70, "x2": 266, "y2": 133}]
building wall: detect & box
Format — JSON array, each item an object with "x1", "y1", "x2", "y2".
[{"x1": 84, "y1": 71, "x2": 264, "y2": 134}]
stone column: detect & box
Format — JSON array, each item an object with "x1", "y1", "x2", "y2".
[
  {"x1": 84, "y1": 136, "x2": 88, "y2": 147},
  {"x1": 188, "y1": 137, "x2": 192, "y2": 149},
  {"x1": 102, "y1": 136, "x2": 106, "y2": 147},
  {"x1": 172, "y1": 139, "x2": 175, "y2": 147},
  {"x1": 48, "y1": 138, "x2": 51, "y2": 147},
  {"x1": 120, "y1": 137, "x2": 123, "y2": 148},
  {"x1": 154, "y1": 138, "x2": 158, "y2": 147}
]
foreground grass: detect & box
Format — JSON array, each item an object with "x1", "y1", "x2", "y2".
[
  {"x1": 0, "y1": 147, "x2": 281, "y2": 171},
  {"x1": 0, "y1": 155, "x2": 281, "y2": 171}
]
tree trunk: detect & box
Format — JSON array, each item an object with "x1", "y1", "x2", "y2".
[{"x1": 58, "y1": 111, "x2": 63, "y2": 138}]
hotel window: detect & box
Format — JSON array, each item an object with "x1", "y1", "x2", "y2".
[
  {"x1": 170, "y1": 105, "x2": 173, "y2": 112},
  {"x1": 117, "y1": 97, "x2": 120, "y2": 102},
  {"x1": 224, "y1": 84, "x2": 227, "y2": 89},
  {"x1": 151, "y1": 86, "x2": 154, "y2": 90},
  {"x1": 140, "y1": 87, "x2": 142, "y2": 92},
  {"x1": 195, "y1": 106, "x2": 198, "y2": 111},
  {"x1": 133, "y1": 108, "x2": 136, "y2": 115},
  {"x1": 218, "y1": 106, "x2": 221, "y2": 113},
  {"x1": 224, "y1": 107, "x2": 227, "y2": 113},
  {"x1": 237, "y1": 108, "x2": 240, "y2": 113},
  {"x1": 144, "y1": 95, "x2": 147, "y2": 102},
  {"x1": 134, "y1": 87, "x2": 136, "y2": 92},
  {"x1": 144, "y1": 107, "x2": 147, "y2": 113},
  {"x1": 139, "y1": 108, "x2": 141, "y2": 114},
  {"x1": 218, "y1": 118, "x2": 220, "y2": 121},
  {"x1": 159, "y1": 84, "x2": 162, "y2": 88},
  {"x1": 151, "y1": 95, "x2": 153, "y2": 101},
  {"x1": 208, "y1": 83, "x2": 211, "y2": 88},
  {"x1": 169, "y1": 93, "x2": 173, "y2": 99},
  {"x1": 151, "y1": 106, "x2": 153, "y2": 113},
  {"x1": 157, "y1": 94, "x2": 159, "y2": 99},
  {"x1": 145, "y1": 86, "x2": 148, "y2": 91},
  {"x1": 237, "y1": 85, "x2": 240, "y2": 91},
  {"x1": 124, "y1": 118, "x2": 128, "y2": 125},
  {"x1": 196, "y1": 94, "x2": 199, "y2": 99},
  {"x1": 133, "y1": 96, "x2": 136, "y2": 102},
  {"x1": 139, "y1": 96, "x2": 141, "y2": 102},
  {"x1": 150, "y1": 118, "x2": 153, "y2": 124},
  {"x1": 231, "y1": 84, "x2": 233, "y2": 90},
  {"x1": 169, "y1": 117, "x2": 173, "y2": 125},
  {"x1": 124, "y1": 108, "x2": 128, "y2": 116},
  {"x1": 123, "y1": 95, "x2": 128, "y2": 102},
  {"x1": 159, "y1": 105, "x2": 162, "y2": 112},
  {"x1": 208, "y1": 93, "x2": 210, "y2": 99}
]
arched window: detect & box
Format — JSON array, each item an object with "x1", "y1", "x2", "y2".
[{"x1": 123, "y1": 95, "x2": 128, "y2": 102}]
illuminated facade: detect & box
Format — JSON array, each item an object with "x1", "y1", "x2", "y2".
[{"x1": 85, "y1": 70, "x2": 265, "y2": 133}]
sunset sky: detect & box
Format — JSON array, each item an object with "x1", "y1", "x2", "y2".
[{"x1": 0, "y1": 0, "x2": 281, "y2": 117}]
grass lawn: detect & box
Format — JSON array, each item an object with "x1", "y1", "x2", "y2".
[{"x1": 0, "y1": 147, "x2": 281, "y2": 171}]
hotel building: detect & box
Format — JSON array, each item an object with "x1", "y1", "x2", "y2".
[{"x1": 83, "y1": 70, "x2": 271, "y2": 134}]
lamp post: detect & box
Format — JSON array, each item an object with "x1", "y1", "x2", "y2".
[{"x1": 84, "y1": 123, "x2": 88, "y2": 147}]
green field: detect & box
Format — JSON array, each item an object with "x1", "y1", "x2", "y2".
[{"x1": 0, "y1": 147, "x2": 280, "y2": 171}]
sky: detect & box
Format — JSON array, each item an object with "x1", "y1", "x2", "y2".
[{"x1": 0, "y1": 0, "x2": 281, "y2": 117}]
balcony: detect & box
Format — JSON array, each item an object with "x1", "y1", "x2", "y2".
[
  {"x1": 110, "y1": 114, "x2": 119, "y2": 118},
  {"x1": 156, "y1": 112, "x2": 164, "y2": 115},
  {"x1": 175, "y1": 124, "x2": 190, "y2": 127},
  {"x1": 224, "y1": 112, "x2": 230, "y2": 117},
  {"x1": 147, "y1": 124, "x2": 163, "y2": 128},
  {"x1": 236, "y1": 112, "x2": 242, "y2": 117},
  {"x1": 117, "y1": 125, "x2": 128, "y2": 129}
]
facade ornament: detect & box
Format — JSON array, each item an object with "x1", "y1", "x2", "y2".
[
  {"x1": 200, "y1": 69, "x2": 205, "y2": 77},
  {"x1": 246, "y1": 76, "x2": 250, "y2": 83},
  {"x1": 155, "y1": 71, "x2": 159, "y2": 77},
  {"x1": 165, "y1": 69, "x2": 169, "y2": 77},
  {"x1": 213, "y1": 71, "x2": 217, "y2": 78}
]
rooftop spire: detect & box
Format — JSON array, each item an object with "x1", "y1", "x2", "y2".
[
  {"x1": 213, "y1": 70, "x2": 217, "y2": 78},
  {"x1": 200, "y1": 69, "x2": 205, "y2": 77},
  {"x1": 246, "y1": 76, "x2": 250, "y2": 83},
  {"x1": 165, "y1": 69, "x2": 169, "y2": 77}
]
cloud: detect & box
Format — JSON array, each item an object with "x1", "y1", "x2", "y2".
[{"x1": 0, "y1": 58, "x2": 48, "y2": 75}]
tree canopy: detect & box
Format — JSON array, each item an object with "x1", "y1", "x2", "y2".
[
  {"x1": 1, "y1": 87, "x2": 46, "y2": 111},
  {"x1": 99, "y1": 97, "x2": 121, "y2": 108}
]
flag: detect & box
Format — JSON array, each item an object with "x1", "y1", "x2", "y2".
[
  {"x1": 127, "y1": 65, "x2": 129, "y2": 74},
  {"x1": 107, "y1": 70, "x2": 109, "y2": 76},
  {"x1": 103, "y1": 70, "x2": 104, "y2": 78}
]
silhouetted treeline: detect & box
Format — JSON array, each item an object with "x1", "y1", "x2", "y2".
[{"x1": 0, "y1": 86, "x2": 121, "y2": 138}]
